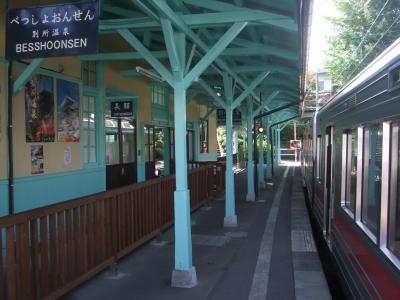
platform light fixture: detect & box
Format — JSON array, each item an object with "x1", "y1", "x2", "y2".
[{"x1": 135, "y1": 66, "x2": 163, "y2": 83}]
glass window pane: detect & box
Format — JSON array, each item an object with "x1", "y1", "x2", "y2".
[
  {"x1": 83, "y1": 96, "x2": 88, "y2": 112},
  {"x1": 122, "y1": 121, "x2": 136, "y2": 163},
  {"x1": 90, "y1": 132, "x2": 96, "y2": 147},
  {"x1": 82, "y1": 129, "x2": 88, "y2": 147},
  {"x1": 362, "y1": 125, "x2": 382, "y2": 235},
  {"x1": 89, "y1": 96, "x2": 95, "y2": 112},
  {"x1": 346, "y1": 130, "x2": 357, "y2": 212},
  {"x1": 90, "y1": 147, "x2": 96, "y2": 163},
  {"x1": 83, "y1": 148, "x2": 88, "y2": 163},
  {"x1": 389, "y1": 124, "x2": 400, "y2": 257}
]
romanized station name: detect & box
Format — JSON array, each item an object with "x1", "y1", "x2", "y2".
[{"x1": 15, "y1": 38, "x2": 88, "y2": 53}]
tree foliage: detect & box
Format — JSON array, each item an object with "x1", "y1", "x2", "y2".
[{"x1": 325, "y1": 0, "x2": 400, "y2": 89}]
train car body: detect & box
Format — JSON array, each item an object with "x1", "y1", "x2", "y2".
[{"x1": 303, "y1": 39, "x2": 400, "y2": 299}]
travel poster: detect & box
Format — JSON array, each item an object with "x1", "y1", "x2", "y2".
[
  {"x1": 56, "y1": 79, "x2": 80, "y2": 142},
  {"x1": 31, "y1": 144, "x2": 44, "y2": 174},
  {"x1": 25, "y1": 74, "x2": 55, "y2": 142}
]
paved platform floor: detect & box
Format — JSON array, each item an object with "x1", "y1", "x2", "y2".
[{"x1": 63, "y1": 165, "x2": 331, "y2": 300}]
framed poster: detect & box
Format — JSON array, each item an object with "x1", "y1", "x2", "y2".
[
  {"x1": 57, "y1": 79, "x2": 80, "y2": 142},
  {"x1": 25, "y1": 74, "x2": 55, "y2": 142},
  {"x1": 31, "y1": 144, "x2": 44, "y2": 174}
]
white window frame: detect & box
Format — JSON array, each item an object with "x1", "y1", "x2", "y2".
[
  {"x1": 82, "y1": 94, "x2": 97, "y2": 165},
  {"x1": 380, "y1": 122, "x2": 400, "y2": 269},
  {"x1": 316, "y1": 136, "x2": 321, "y2": 179}
]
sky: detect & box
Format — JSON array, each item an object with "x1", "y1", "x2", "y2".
[{"x1": 308, "y1": 0, "x2": 338, "y2": 71}]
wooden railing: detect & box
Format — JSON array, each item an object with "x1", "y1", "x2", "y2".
[{"x1": 0, "y1": 163, "x2": 225, "y2": 300}]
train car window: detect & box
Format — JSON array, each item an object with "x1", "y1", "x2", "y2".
[
  {"x1": 361, "y1": 124, "x2": 383, "y2": 236},
  {"x1": 343, "y1": 129, "x2": 357, "y2": 214},
  {"x1": 316, "y1": 136, "x2": 321, "y2": 179},
  {"x1": 389, "y1": 123, "x2": 400, "y2": 258}
]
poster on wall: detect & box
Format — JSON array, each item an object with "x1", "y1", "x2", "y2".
[
  {"x1": 25, "y1": 74, "x2": 55, "y2": 142},
  {"x1": 31, "y1": 144, "x2": 44, "y2": 174},
  {"x1": 57, "y1": 79, "x2": 80, "y2": 142}
]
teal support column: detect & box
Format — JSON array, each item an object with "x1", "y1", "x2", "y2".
[
  {"x1": 171, "y1": 33, "x2": 197, "y2": 288},
  {"x1": 277, "y1": 129, "x2": 281, "y2": 164},
  {"x1": 266, "y1": 124, "x2": 272, "y2": 178},
  {"x1": 172, "y1": 80, "x2": 195, "y2": 273},
  {"x1": 258, "y1": 130, "x2": 265, "y2": 188},
  {"x1": 223, "y1": 74, "x2": 237, "y2": 227},
  {"x1": 274, "y1": 129, "x2": 278, "y2": 164},
  {"x1": 224, "y1": 104, "x2": 237, "y2": 226},
  {"x1": 163, "y1": 127, "x2": 170, "y2": 176},
  {"x1": 246, "y1": 99, "x2": 255, "y2": 201}
]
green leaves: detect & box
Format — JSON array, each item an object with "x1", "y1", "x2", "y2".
[{"x1": 325, "y1": 0, "x2": 400, "y2": 89}]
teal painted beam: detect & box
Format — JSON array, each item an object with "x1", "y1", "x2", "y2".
[
  {"x1": 103, "y1": 4, "x2": 144, "y2": 18},
  {"x1": 223, "y1": 47, "x2": 296, "y2": 61},
  {"x1": 253, "y1": 91, "x2": 280, "y2": 117},
  {"x1": 184, "y1": 22, "x2": 248, "y2": 89},
  {"x1": 13, "y1": 58, "x2": 45, "y2": 94},
  {"x1": 232, "y1": 71, "x2": 270, "y2": 109},
  {"x1": 198, "y1": 79, "x2": 226, "y2": 109},
  {"x1": 132, "y1": 0, "x2": 160, "y2": 21},
  {"x1": 160, "y1": 18, "x2": 181, "y2": 72},
  {"x1": 181, "y1": 0, "x2": 297, "y2": 32},
  {"x1": 231, "y1": 37, "x2": 297, "y2": 61},
  {"x1": 151, "y1": 0, "x2": 273, "y2": 115},
  {"x1": 80, "y1": 51, "x2": 168, "y2": 61},
  {"x1": 118, "y1": 29, "x2": 174, "y2": 87},
  {"x1": 185, "y1": 43, "x2": 197, "y2": 75},
  {"x1": 175, "y1": 32, "x2": 186, "y2": 75},
  {"x1": 99, "y1": 10, "x2": 297, "y2": 32}
]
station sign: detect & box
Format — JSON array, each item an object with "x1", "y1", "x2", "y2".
[
  {"x1": 111, "y1": 101, "x2": 133, "y2": 118},
  {"x1": 6, "y1": 1, "x2": 98, "y2": 59},
  {"x1": 217, "y1": 108, "x2": 242, "y2": 126}
]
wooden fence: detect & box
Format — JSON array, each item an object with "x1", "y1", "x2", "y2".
[{"x1": 0, "y1": 163, "x2": 225, "y2": 300}]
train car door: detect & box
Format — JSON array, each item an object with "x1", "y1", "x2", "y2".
[{"x1": 324, "y1": 126, "x2": 335, "y2": 237}]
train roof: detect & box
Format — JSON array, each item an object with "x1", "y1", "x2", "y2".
[{"x1": 318, "y1": 37, "x2": 400, "y2": 114}]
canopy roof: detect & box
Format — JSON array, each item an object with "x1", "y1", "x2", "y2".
[{"x1": 85, "y1": 0, "x2": 312, "y2": 123}]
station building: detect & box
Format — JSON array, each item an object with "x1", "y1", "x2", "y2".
[{"x1": 0, "y1": 1, "x2": 220, "y2": 217}]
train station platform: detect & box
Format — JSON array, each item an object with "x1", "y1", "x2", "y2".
[{"x1": 63, "y1": 164, "x2": 331, "y2": 300}]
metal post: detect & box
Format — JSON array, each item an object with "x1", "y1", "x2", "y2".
[
  {"x1": 257, "y1": 122, "x2": 265, "y2": 188},
  {"x1": 246, "y1": 100, "x2": 255, "y2": 201}
]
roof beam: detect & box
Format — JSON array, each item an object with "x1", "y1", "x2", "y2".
[
  {"x1": 100, "y1": 10, "x2": 297, "y2": 32},
  {"x1": 118, "y1": 29, "x2": 174, "y2": 86},
  {"x1": 80, "y1": 51, "x2": 168, "y2": 61},
  {"x1": 184, "y1": 22, "x2": 248, "y2": 89},
  {"x1": 232, "y1": 71, "x2": 270, "y2": 109},
  {"x1": 160, "y1": 18, "x2": 181, "y2": 72},
  {"x1": 181, "y1": 0, "x2": 297, "y2": 32},
  {"x1": 253, "y1": 91, "x2": 280, "y2": 116}
]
